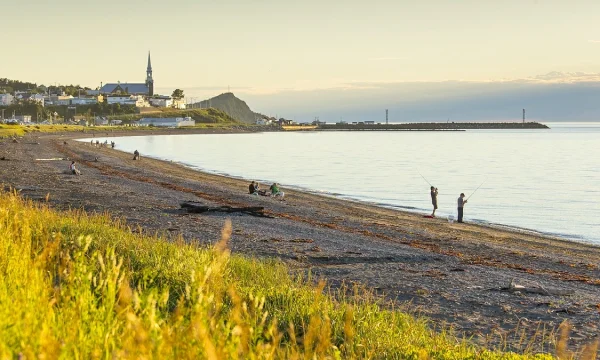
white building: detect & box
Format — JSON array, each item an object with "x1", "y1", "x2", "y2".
[
  {"x1": 45, "y1": 95, "x2": 74, "y2": 106},
  {"x1": 256, "y1": 118, "x2": 272, "y2": 125},
  {"x1": 136, "y1": 117, "x2": 195, "y2": 127},
  {"x1": 173, "y1": 98, "x2": 186, "y2": 109},
  {"x1": 0, "y1": 93, "x2": 14, "y2": 106},
  {"x1": 71, "y1": 97, "x2": 100, "y2": 105},
  {"x1": 15, "y1": 93, "x2": 45, "y2": 106},
  {"x1": 149, "y1": 96, "x2": 173, "y2": 108},
  {"x1": 107, "y1": 95, "x2": 149, "y2": 107}
]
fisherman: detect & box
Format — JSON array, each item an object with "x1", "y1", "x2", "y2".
[
  {"x1": 69, "y1": 161, "x2": 81, "y2": 176},
  {"x1": 430, "y1": 186, "x2": 438, "y2": 217},
  {"x1": 457, "y1": 193, "x2": 467, "y2": 223},
  {"x1": 133, "y1": 150, "x2": 140, "y2": 160},
  {"x1": 111, "y1": 141, "x2": 115, "y2": 149}
]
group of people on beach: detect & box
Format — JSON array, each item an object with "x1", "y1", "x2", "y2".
[
  {"x1": 248, "y1": 181, "x2": 285, "y2": 199},
  {"x1": 430, "y1": 186, "x2": 468, "y2": 223},
  {"x1": 90, "y1": 140, "x2": 115, "y2": 149}
]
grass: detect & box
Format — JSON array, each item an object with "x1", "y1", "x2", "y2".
[
  {"x1": 0, "y1": 191, "x2": 588, "y2": 359},
  {"x1": 0, "y1": 122, "x2": 253, "y2": 138},
  {"x1": 106, "y1": 108, "x2": 244, "y2": 124}
]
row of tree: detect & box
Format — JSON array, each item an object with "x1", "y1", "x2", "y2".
[
  {"x1": 1, "y1": 78, "x2": 91, "y2": 97},
  {"x1": 1, "y1": 100, "x2": 137, "y2": 122}
]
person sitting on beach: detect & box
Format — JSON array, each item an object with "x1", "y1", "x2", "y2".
[
  {"x1": 69, "y1": 161, "x2": 81, "y2": 176},
  {"x1": 249, "y1": 181, "x2": 258, "y2": 195},
  {"x1": 133, "y1": 150, "x2": 140, "y2": 160},
  {"x1": 270, "y1": 183, "x2": 284, "y2": 198}
]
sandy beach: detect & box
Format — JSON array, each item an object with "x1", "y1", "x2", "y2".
[{"x1": 1, "y1": 129, "x2": 599, "y2": 352}]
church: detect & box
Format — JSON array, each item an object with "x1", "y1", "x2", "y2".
[{"x1": 99, "y1": 52, "x2": 154, "y2": 96}]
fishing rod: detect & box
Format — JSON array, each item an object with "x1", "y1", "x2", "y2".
[
  {"x1": 466, "y1": 179, "x2": 486, "y2": 200},
  {"x1": 417, "y1": 170, "x2": 433, "y2": 187}
]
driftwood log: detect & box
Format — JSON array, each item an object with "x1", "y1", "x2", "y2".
[
  {"x1": 497, "y1": 279, "x2": 573, "y2": 296},
  {"x1": 180, "y1": 202, "x2": 273, "y2": 218}
]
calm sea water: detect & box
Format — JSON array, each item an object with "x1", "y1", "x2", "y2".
[{"x1": 89, "y1": 122, "x2": 600, "y2": 244}]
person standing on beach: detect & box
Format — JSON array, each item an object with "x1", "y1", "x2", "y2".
[
  {"x1": 430, "y1": 186, "x2": 438, "y2": 217},
  {"x1": 457, "y1": 193, "x2": 467, "y2": 223}
]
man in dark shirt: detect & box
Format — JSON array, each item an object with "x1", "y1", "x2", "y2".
[
  {"x1": 457, "y1": 193, "x2": 467, "y2": 223},
  {"x1": 249, "y1": 181, "x2": 260, "y2": 195},
  {"x1": 430, "y1": 186, "x2": 438, "y2": 217}
]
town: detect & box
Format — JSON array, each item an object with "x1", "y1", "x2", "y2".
[{"x1": 0, "y1": 53, "x2": 194, "y2": 127}]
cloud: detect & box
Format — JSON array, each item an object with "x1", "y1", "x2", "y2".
[{"x1": 588, "y1": 40, "x2": 600, "y2": 43}]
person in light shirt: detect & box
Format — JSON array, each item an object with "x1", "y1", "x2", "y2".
[
  {"x1": 69, "y1": 161, "x2": 81, "y2": 176},
  {"x1": 430, "y1": 186, "x2": 438, "y2": 217}
]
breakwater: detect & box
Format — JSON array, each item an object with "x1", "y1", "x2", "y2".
[{"x1": 317, "y1": 122, "x2": 549, "y2": 131}]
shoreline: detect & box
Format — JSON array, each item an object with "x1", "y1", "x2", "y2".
[
  {"x1": 2, "y1": 130, "x2": 600, "y2": 351},
  {"x1": 78, "y1": 131, "x2": 595, "y2": 246}
]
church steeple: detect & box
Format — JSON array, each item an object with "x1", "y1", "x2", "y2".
[{"x1": 146, "y1": 51, "x2": 154, "y2": 96}]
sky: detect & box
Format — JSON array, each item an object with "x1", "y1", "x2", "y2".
[{"x1": 2, "y1": 0, "x2": 600, "y2": 121}]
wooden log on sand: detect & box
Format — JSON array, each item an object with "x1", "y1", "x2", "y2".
[
  {"x1": 180, "y1": 202, "x2": 273, "y2": 218},
  {"x1": 497, "y1": 279, "x2": 574, "y2": 296}
]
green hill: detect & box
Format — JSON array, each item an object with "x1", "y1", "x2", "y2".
[
  {"x1": 107, "y1": 108, "x2": 239, "y2": 124},
  {"x1": 195, "y1": 92, "x2": 258, "y2": 124}
]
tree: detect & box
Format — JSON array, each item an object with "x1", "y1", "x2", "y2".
[{"x1": 171, "y1": 89, "x2": 184, "y2": 100}]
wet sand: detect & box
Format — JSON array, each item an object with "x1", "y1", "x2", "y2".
[{"x1": 1, "y1": 130, "x2": 599, "y2": 352}]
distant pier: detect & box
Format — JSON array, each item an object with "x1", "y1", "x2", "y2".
[{"x1": 314, "y1": 122, "x2": 549, "y2": 131}]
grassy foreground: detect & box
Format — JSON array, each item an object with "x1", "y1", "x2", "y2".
[
  {"x1": 0, "y1": 192, "x2": 561, "y2": 359},
  {"x1": 0, "y1": 122, "x2": 251, "y2": 139},
  {"x1": 0, "y1": 124, "x2": 150, "y2": 138}
]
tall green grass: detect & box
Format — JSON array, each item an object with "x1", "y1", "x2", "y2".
[{"x1": 0, "y1": 191, "x2": 562, "y2": 359}]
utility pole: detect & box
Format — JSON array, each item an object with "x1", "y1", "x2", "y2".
[
  {"x1": 385, "y1": 109, "x2": 388, "y2": 124},
  {"x1": 522, "y1": 109, "x2": 526, "y2": 123}
]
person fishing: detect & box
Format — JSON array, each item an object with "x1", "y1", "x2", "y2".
[
  {"x1": 457, "y1": 193, "x2": 467, "y2": 223},
  {"x1": 430, "y1": 186, "x2": 438, "y2": 217}
]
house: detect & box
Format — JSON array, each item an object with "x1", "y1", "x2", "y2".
[
  {"x1": 136, "y1": 117, "x2": 195, "y2": 127},
  {"x1": 172, "y1": 98, "x2": 186, "y2": 109},
  {"x1": 255, "y1": 118, "x2": 272, "y2": 125},
  {"x1": 15, "y1": 93, "x2": 45, "y2": 106},
  {"x1": 107, "y1": 95, "x2": 149, "y2": 107},
  {"x1": 14, "y1": 115, "x2": 32, "y2": 123},
  {"x1": 46, "y1": 95, "x2": 74, "y2": 106},
  {"x1": 149, "y1": 96, "x2": 173, "y2": 108},
  {"x1": 0, "y1": 93, "x2": 14, "y2": 106},
  {"x1": 364, "y1": 121, "x2": 375, "y2": 125},
  {"x1": 71, "y1": 96, "x2": 101, "y2": 105},
  {"x1": 277, "y1": 118, "x2": 294, "y2": 126}
]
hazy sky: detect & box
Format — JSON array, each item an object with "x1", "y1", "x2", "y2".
[{"x1": 2, "y1": 0, "x2": 600, "y2": 120}]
